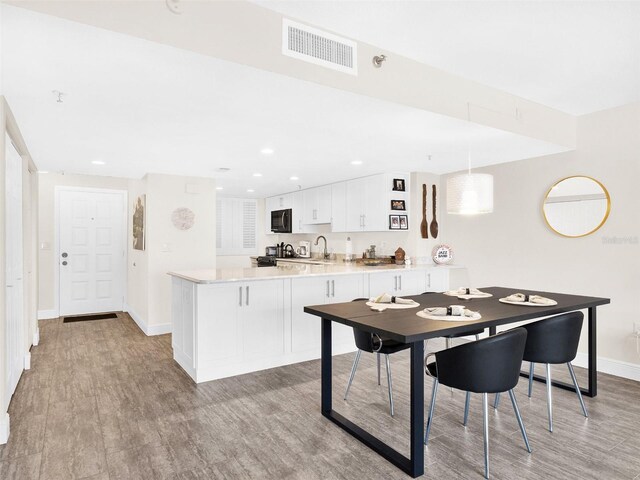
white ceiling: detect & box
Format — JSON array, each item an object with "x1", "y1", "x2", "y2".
[
  {"x1": 255, "y1": 0, "x2": 640, "y2": 115},
  {"x1": 2, "y1": 5, "x2": 571, "y2": 197}
]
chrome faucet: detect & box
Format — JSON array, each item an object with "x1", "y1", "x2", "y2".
[{"x1": 314, "y1": 235, "x2": 329, "y2": 260}]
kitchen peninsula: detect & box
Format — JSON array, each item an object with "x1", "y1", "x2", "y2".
[{"x1": 168, "y1": 263, "x2": 463, "y2": 383}]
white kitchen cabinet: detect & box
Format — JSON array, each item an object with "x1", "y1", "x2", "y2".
[
  {"x1": 291, "y1": 190, "x2": 306, "y2": 234},
  {"x1": 345, "y1": 174, "x2": 390, "y2": 232},
  {"x1": 267, "y1": 193, "x2": 292, "y2": 210},
  {"x1": 331, "y1": 182, "x2": 347, "y2": 232},
  {"x1": 196, "y1": 282, "x2": 242, "y2": 367},
  {"x1": 290, "y1": 274, "x2": 363, "y2": 354},
  {"x1": 171, "y1": 266, "x2": 454, "y2": 383},
  {"x1": 368, "y1": 270, "x2": 427, "y2": 298},
  {"x1": 173, "y1": 278, "x2": 284, "y2": 381},
  {"x1": 291, "y1": 276, "x2": 330, "y2": 353},
  {"x1": 241, "y1": 280, "x2": 285, "y2": 360},
  {"x1": 425, "y1": 268, "x2": 449, "y2": 292},
  {"x1": 303, "y1": 185, "x2": 332, "y2": 224}
]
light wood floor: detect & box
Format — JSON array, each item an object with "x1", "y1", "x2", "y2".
[{"x1": 1, "y1": 312, "x2": 640, "y2": 479}]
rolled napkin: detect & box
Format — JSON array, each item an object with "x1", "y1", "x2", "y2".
[
  {"x1": 372, "y1": 293, "x2": 416, "y2": 305},
  {"x1": 505, "y1": 293, "x2": 555, "y2": 305},
  {"x1": 423, "y1": 305, "x2": 478, "y2": 317},
  {"x1": 446, "y1": 287, "x2": 487, "y2": 296}
]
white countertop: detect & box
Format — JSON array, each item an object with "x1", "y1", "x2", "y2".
[{"x1": 168, "y1": 262, "x2": 463, "y2": 284}]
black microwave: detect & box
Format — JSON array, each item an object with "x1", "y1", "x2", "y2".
[{"x1": 271, "y1": 208, "x2": 292, "y2": 233}]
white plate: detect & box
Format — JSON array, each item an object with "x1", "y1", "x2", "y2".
[
  {"x1": 499, "y1": 298, "x2": 557, "y2": 307},
  {"x1": 444, "y1": 292, "x2": 493, "y2": 300},
  {"x1": 416, "y1": 311, "x2": 482, "y2": 321},
  {"x1": 366, "y1": 301, "x2": 420, "y2": 310},
  {"x1": 457, "y1": 294, "x2": 493, "y2": 300}
]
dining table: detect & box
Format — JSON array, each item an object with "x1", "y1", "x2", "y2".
[{"x1": 303, "y1": 286, "x2": 610, "y2": 478}]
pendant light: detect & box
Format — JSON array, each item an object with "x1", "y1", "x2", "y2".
[{"x1": 446, "y1": 105, "x2": 494, "y2": 215}]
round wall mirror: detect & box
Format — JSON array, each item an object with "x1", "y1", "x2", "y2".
[{"x1": 543, "y1": 176, "x2": 610, "y2": 238}]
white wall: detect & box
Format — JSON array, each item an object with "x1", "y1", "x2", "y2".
[
  {"x1": 126, "y1": 177, "x2": 148, "y2": 323},
  {"x1": 441, "y1": 102, "x2": 640, "y2": 371},
  {"x1": 143, "y1": 174, "x2": 216, "y2": 332}
]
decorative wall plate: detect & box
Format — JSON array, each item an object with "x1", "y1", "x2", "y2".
[
  {"x1": 432, "y1": 244, "x2": 453, "y2": 264},
  {"x1": 171, "y1": 207, "x2": 195, "y2": 231}
]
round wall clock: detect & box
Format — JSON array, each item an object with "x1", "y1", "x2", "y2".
[
  {"x1": 171, "y1": 207, "x2": 195, "y2": 231},
  {"x1": 432, "y1": 244, "x2": 453, "y2": 265}
]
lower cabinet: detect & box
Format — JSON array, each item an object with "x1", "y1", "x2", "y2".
[
  {"x1": 171, "y1": 267, "x2": 453, "y2": 383},
  {"x1": 291, "y1": 274, "x2": 363, "y2": 354},
  {"x1": 368, "y1": 270, "x2": 429, "y2": 297}
]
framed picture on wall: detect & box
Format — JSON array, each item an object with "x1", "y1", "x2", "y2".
[
  {"x1": 392, "y1": 178, "x2": 406, "y2": 191},
  {"x1": 132, "y1": 194, "x2": 146, "y2": 251},
  {"x1": 399, "y1": 215, "x2": 408, "y2": 230},
  {"x1": 391, "y1": 199, "x2": 406, "y2": 211},
  {"x1": 389, "y1": 215, "x2": 400, "y2": 230}
]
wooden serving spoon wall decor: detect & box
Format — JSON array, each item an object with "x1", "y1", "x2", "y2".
[
  {"x1": 420, "y1": 184, "x2": 428, "y2": 238},
  {"x1": 430, "y1": 184, "x2": 439, "y2": 238}
]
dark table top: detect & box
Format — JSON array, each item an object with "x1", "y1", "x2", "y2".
[{"x1": 303, "y1": 286, "x2": 610, "y2": 343}]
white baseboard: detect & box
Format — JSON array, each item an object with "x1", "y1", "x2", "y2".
[
  {"x1": 125, "y1": 304, "x2": 171, "y2": 336},
  {"x1": 0, "y1": 412, "x2": 9, "y2": 445},
  {"x1": 24, "y1": 352, "x2": 31, "y2": 370},
  {"x1": 37, "y1": 309, "x2": 58, "y2": 320},
  {"x1": 33, "y1": 328, "x2": 39, "y2": 346},
  {"x1": 148, "y1": 323, "x2": 171, "y2": 336},
  {"x1": 574, "y1": 352, "x2": 640, "y2": 382}
]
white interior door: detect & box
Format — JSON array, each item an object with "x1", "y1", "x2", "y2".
[
  {"x1": 5, "y1": 135, "x2": 24, "y2": 405},
  {"x1": 58, "y1": 189, "x2": 125, "y2": 316}
]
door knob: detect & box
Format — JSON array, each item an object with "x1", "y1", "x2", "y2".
[
  {"x1": 61, "y1": 252, "x2": 68, "y2": 258},
  {"x1": 62, "y1": 261, "x2": 68, "y2": 266}
]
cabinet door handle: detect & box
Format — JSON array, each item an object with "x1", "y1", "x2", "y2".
[
  {"x1": 394, "y1": 275, "x2": 398, "y2": 291},
  {"x1": 427, "y1": 273, "x2": 431, "y2": 288},
  {"x1": 326, "y1": 280, "x2": 330, "y2": 298},
  {"x1": 246, "y1": 286, "x2": 250, "y2": 306},
  {"x1": 331, "y1": 280, "x2": 335, "y2": 297},
  {"x1": 399, "y1": 275, "x2": 402, "y2": 291},
  {"x1": 362, "y1": 215, "x2": 366, "y2": 228},
  {"x1": 239, "y1": 286, "x2": 243, "y2": 307}
]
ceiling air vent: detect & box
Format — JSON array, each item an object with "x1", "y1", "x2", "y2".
[{"x1": 282, "y1": 19, "x2": 357, "y2": 75}]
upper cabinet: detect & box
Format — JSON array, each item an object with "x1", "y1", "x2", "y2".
[
  {"x1": 266, "y1": 194, "x2": 292, "y2": 211},
  {"x1": 345, "y1": 174, "x2": 388, "y2": 232},
  {"x1": 303, "y1": 185, "x2": 332, "y2": 224},
  {"x1": 290, "y1": 190, "x2": 305, "y2": 233},
  {"x1": 265, "y1": 172, "x2": 409, "y2": 234},
  {"x1": 331, "y1": 182, "x2": 347, "y2": 233}
]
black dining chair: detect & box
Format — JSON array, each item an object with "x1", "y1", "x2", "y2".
[
  {"x1": 424, "y1": 328, "x2": 531, "y2": 479},
  {"x1": 422, "y1": 291, "x2": 485, "y2": 401},
  {"x1": 492, "y1": 312, "x2": 588, "y2": 432},
  {"x1": 343, "y1": 298, "x2": 411, "y2": 416}
]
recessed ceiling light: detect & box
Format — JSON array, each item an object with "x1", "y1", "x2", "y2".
[
  {"x1": 253, "y1": 173, "x2": 263, "y2": 177},
  {"x1": 260, "y1": 148, "x2": 274, "y2": 155},
  {"x1": 290, "y1": 176, "x2": 299, "y2": 181},
  {"x1": 216, "y1": 187, "x2": 223, "y2": 191},
  {"x1": 350, "y1": 160, "x2": 363, "y2": 165},
  {"x1": 247, "y1": 189, "x2": 255, "y2": 193},
  {"x1": 91, "y1": 160, "x2": 105, "y2": 165}
]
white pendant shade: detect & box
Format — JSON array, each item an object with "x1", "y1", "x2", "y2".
[{"x1": 447, "y1": 173, "x2": 494, "y2": 214}]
